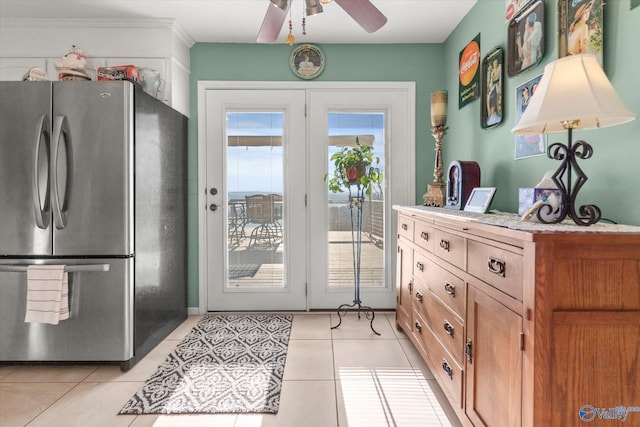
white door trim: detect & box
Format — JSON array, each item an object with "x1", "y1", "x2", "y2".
[{"x1": 197, "y1": 81, "x2": 416, "y2": 314}]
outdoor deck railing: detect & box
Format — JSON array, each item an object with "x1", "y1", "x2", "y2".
[{"x1": 328, "y1": 198, "x2": 384, "y2": 245}]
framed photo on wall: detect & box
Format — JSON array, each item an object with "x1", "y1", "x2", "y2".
[
  {"x1": 507, "y1": 0, "x2": 545, "y2": 77},
  {"x1": 459, "y1": 33, "x2": 481, "y2": 109},
  {"x1": 558, "y1": 0, "x2": 604, "y2": 67},
  {"x1": 514, "y1": 74, "x2": 546, "y2": 159},
  {"x1": 481, "y1": 47, "x2": 504, "y2": 129}
]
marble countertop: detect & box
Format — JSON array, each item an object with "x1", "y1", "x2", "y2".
[{"x1": 394, "y1": 206, "x2": 640, "y2": 234}]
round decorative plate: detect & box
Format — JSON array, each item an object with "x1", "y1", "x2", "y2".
[{"x1": 290, "y1": 44, "x2": 325, "y2": 80}]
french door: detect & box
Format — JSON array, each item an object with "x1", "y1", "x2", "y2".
[
  {"x1": 204, "y1": 90, "x2": 307, "y2": 311},
  {"x1": 199, "y1": 82, "x2": 414, "y2": 312}
]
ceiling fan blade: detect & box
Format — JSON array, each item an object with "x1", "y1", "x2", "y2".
[
  {"x1": 257, "y1": 1, "x2": 290, "y2": 43},
  {"x1": 334, "y1": 0, "x2": 387, "y2": 33}
]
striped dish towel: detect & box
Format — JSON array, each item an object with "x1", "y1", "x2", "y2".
[{"x1": 24, "y1": 265, "x2": 69, "y2": 325}]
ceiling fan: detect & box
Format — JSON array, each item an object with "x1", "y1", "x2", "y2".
[{"x1": 257, "y1": 0, "x2": 387, "y2": 43}]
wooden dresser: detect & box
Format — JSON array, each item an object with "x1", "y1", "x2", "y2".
[{"x1": 393, "y1": 206, "x2": 640, "y2": 427}]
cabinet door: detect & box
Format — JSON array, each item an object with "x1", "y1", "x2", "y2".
[
  {"x1": 466, "y1": 285, "x2": 523, "y2": 427},
  {"x1": 395, "y1": 238, "x2": 413, "y2": 333}
]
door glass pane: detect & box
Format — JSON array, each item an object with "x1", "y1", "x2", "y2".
[
  {"x1": 327, "y1": 113, "x2": 385, "y2": 288},
  {"x1": 226, "y1": 112, "x2": 284, "y2": 289}
]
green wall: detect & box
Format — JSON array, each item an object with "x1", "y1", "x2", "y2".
[
  {"x1": 188, "y1": 44, "x2": 444, "y2": 307},
  {"x1": 187, "y1": 0, "x2": 640, "y2": 307},
  {"x1": 442, "y1": 0, "x2": 640, "y2": 226}
]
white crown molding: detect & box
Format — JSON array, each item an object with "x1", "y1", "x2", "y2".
[
  {"x1": 0, "y1": 17, "x2": 194, "y2": 47},
  {"x1": 170, "y1": 20, "x2": 195, "y2": 48}
]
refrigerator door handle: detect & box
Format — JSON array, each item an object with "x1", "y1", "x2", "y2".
[
  {"x1": 32, "y1": 114, "x2": 51, "y2": 229},
  {"x1": 0, "y1": 264, "x2": 111, "y2": 273},
  {"x1": 51, "y1": 114, "x2": 70, "y2": 230}
]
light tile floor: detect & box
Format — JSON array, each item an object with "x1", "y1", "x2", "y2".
[{"x1": 0, "y1": 313, "x2": 462, "y2": 427}]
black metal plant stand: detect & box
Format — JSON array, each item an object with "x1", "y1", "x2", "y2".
[{"x1": 331, "y1": 186, "x2": 380, "y2": 335}]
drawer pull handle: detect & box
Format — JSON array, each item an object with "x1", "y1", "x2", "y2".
[
  {"x1": 439, "y1": 239, "x2": 450, "y2": 252},
  {"x1": 416, "y1": 261, "x2": 424, "y2": 272},
  {"x1": 420, "y1": 231, "x2": 429, "y2": 241},
  {"x1": 408, "y1": 280, "x2": 413, "y2": 294},
  {"x1": 415, "y1": 321, "x2": 422, "y2": 333},
  {"x1": 488, "y1": 257, "x2": 506, "y2": 277},
  {"x1": 401, "y1": 223, "x2": 408, "y2": 231},
  {"x1": 442, "y1": 359, "x2": 453, "y2": 379},
  {"x1": 415, "y1": 291, "x2": 423, "y2": 302},
  {"x1": 444, "y1": 282, "x2": 455, "y2": 297},
  {"x1": 443, "y1": 320, "x2": 454, "y2": 337}
]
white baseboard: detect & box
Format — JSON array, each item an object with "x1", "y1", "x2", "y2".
[{"x1": 187, "y1": 307, "x2": 201, "y2": 316}]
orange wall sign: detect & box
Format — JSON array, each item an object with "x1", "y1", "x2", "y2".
[{"x1": 459, "y1": 34, "x2": 480, "y2": 108}]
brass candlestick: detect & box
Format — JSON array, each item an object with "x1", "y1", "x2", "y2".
[
  {"x1": 423, "y1": 90, "x2": 448, "y2": 207},
  {"x1": 423, "y1": 125, "x2": 447, "y2": 206}
]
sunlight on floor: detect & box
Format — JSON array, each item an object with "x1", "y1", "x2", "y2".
[
  {"x1": 339, "y1": 367, "x2": 453, "y2": 427},
  {"x1": 151, "y1": 413, "x2": 241, "y2": 426}
]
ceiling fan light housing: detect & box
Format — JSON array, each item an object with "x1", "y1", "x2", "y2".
[
  {"x1": 305, "y1": 0, "x2": 324, "y2": 16},
  {"x1": 270, "y1": 0, "x2": 288, "y2": 10}
]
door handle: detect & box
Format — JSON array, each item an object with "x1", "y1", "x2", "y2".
[
  {"x1": 210, "y1": 204, "x2": 218, "y2": 211},
  {"x1": 0, "y1": 264, "x2": 110, "y2": 273},
  {"x1": 51, "y1": 114, "x2": 70, "y2": 230},
  {"x1": 32, "y1": 114, "x2": 50, "y2": 229}
]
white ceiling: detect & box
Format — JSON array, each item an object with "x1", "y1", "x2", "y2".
[{"x1": 0, "y1": 0, "x2": 478, "y2": 44}]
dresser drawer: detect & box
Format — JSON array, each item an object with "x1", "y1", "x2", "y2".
[
  {"x1": 413, "y1": 311, "x2": 463, "y2": 409},
  {"x1": 432, "y1": 228, "x2": 466, "y2": 270},
  {"x1": 397, "y1": 214, "x2": 414, "y2": 241},
  {"x1": 414, "y1": 219, "x2": 434, "y2": 253},
  {"x1": 422, "y1": 260, "x2": 465, "y2": 318},
  {"x1": 412, "y1": 250, "x2": 431, "y2": 286},
  {"x1": 468, "y1": 240, "x2": 523, "y2": 301},
  {"x1": 421, "y1": 289, "x2": 464, "y2": 363}
]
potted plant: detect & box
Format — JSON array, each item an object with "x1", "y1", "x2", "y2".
[{"x1": 325, "y1": 137, "x2": 383, "y2": 197}]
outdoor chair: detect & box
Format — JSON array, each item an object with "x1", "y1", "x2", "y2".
[{"x1": 245, "y1": 194, "x2": 283, "y2": 248}]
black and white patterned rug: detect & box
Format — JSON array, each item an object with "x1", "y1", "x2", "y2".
[{"x1": 119, "y1": 313, "x2": 293, "y2": 414}]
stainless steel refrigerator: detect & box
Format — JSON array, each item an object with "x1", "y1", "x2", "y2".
[{"x1": 0, "y1": 81, "x2": 187, "y2": 370}]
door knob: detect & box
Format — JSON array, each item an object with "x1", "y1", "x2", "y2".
[
  {"x1": 210, "y1": 204, "x2": 218, "y2": 211},
  {"x1": 210, "y1": 188, "x2": 218, "y2": 195}
]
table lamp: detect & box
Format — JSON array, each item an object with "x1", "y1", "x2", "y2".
[{"x1": 512, "y1": 54, "x2": 636, "y2": 226}]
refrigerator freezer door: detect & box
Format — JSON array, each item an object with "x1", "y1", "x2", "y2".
[
  {"x1": 0, "y1": 82, "x2": 53, "y2": 256},
  {"x1": 0, "y1": 258, "x2": 134, "y2": 362},
  {"x1": 52, "y1": 81, "x2": 134, "y2": 256}
]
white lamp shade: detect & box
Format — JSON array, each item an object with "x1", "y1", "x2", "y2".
[{"x1": 512, "y1": 54, "x2": 636, "y2": 135}]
